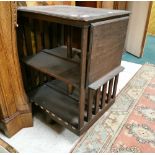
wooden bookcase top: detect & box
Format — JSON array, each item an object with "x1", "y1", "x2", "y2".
[{"x1": 18, "y1": 5, "x2": 130, "y2": 23}]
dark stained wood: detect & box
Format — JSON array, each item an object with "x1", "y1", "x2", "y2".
[
  {"x1": 79, "y1": 27, "x2": 88, "y2": 129},
  {"x1": 34, "y1": 20, "x2": 43, "y2": 52},
  {"x1": 107, "y1": 78, "x2": 114, "y2": 103},
  {"x1": 70, "y1": 27, "x2": 81, "y2": 49},
  {"x1": 17, "y1": 22, "x2": 29, "y2": 89},
  {"x1": 87, "y1": 17, "x2": 128, "y2": 85},
  {"x1": 43, "y1": 22, "x2": 50, "y2": 49},
  {"x1": 24, "y1": 18, "x2": 33, "y2": 56},
  {"x1": 24, "y1": 51, "x2": 80, "y2": 87},
  {"x1": 51, "y1": 23, "x2": 58, "y2": 48},
  {"x1": 18, "y1": 6, "x2": 130, "y2": 23},
  {"x1": 101, "y1": 83, "x2": 107, "y2": 108},
  {"x1": 88, "y1": 66, "x2": 124, "y2": 90},
  {"x1": 47, "y1": 80, "x2": 79, "y2": 101},
  {"x1": 23, "y1": 18, "x2": 39, "y2": 89},
  {"x1": 42, "y1": 46, "x2": 80, "y2": 63},
  {"x1": 33, "y1": 20, "x2": 46, "y2": 85},
  {"x1": 67, "y1": 26, "x2": 72, "y2": 58},
  {"x1": 79, "y1": 97, "x2": 115, "y2": 135},
  {"x1": 16, "y1": 5, "x2": 129, "y2": 136},
  {"x1": 94, "y1": 88, "x2": 101, "y2": 114},
  {"x1": 29, "y1": 83, "x2": 79, "y2": 127},
  {"x1": 60, "y1": 24, "x2": 65, "y2": 45},
  {"x1": 76, "y1": 1, "x2": 97, "y2": 8},
  {"x1": 87, "y1": 89, "x2": 94, "y2": 121},
  {"x1": 112, "y1": 75, "x2": 119, "y2": 98}
]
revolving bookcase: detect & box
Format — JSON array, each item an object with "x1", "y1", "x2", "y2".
[{"x1": 17, "y1": 6, "x2": 129, "y2": 135}]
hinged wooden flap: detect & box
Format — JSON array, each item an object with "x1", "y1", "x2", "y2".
[
  {"x1": 87, "y1": 16, "x2": 129, "y2": 85},
  {"x1": 88, "y1": 66, "x2": 124, "y2": 90}
]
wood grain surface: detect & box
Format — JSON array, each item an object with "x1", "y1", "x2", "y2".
[{"x1": 0, "y1": 2, "x2": 32, "y2": 137}]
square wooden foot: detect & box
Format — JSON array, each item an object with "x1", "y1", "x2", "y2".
[{"x1": 0, "y1": 112, "x2": 33, "y2": 137}]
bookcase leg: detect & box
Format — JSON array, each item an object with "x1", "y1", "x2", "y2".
[
  {"x1": 78, "y1": 26, "x2": 88, "y2": 129},
  {"x1": 87, "y1": 89, "x2": 94, "y2": 122}
]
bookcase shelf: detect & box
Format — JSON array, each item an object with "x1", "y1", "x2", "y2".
[
  {"x1": 24, "y1": 48, "x2": 80, "y2": 87},
  {"x1": 42, "y1": 46, "x2": 81, "y2": 63},
  {"x1": 29, "y1": 81, "x2": 79, "y2": 127}
]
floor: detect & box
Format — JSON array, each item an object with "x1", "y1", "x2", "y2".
[
  {"x1": 0, "y1": 61, "x2": 141, "y2": 153},
  {"x1": 123, "y1": 35, "x2": 155, "y2": 64}
]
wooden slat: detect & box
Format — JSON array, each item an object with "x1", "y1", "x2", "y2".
[
  {"x1": 42, "y1": 22, "x2": 50, "y2": 82},
  {"x1": 43, "y1": 21, "x2": 50, "y2": 49},
  {"x1": 60, "y1": 24, "x2": 64, "y2": 45},
  {"x1": 80, "y1": 95, "x2": 115, "y2": 135},
  {"x1": 52, "y1": 23, "x2": 58, "y2": 48},
  {"x1": 94, "y1": 87, "x2": 101, "y2": 114},
  {"x1": 24, "y1": 18, "x2": 37, "y2": 88},
  {"x1": 67, "y1": 26, "x2": 72, "y2": 58},
  {"x1": 101, "y1": 83, "x2": 107, "y2": 109},
  {"x1": 17, "y1": 25, "x2": 25, "y2": 58},
  {"x1": 17, "y1": 24, "x2": 29, "y2": 89},
  {"x1": 87, "y1": 88, "x2": 94, "y2": 121},
  {"x1": 112, "y1": 74, "x2": 119, "y2": 98},
  {"x1": 107, "y1": 78, "x2": 114, "y2": 103},
  {"x1": 24, "y1": 18, "x2": 33, "y2": 56},
  {"x1": 34, "y1": 19, "x2": 43, "y2": 52},
  {"x1": 33, "y1": 20, "x2": 45, "y2": 85}
]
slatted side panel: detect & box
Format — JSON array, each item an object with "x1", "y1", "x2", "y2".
[
  {"x1": 86, "y1": 74, "x2": 119, "y2": 122},
  {"x1": 87, "y1": 17, "x2": 129, "y2": 85},
  {"x1": 17, "y1": 15, "x2": 82, "y2": 92},
  {"x1": 17, "y1": 17, "x2": 38, "y2": 90},
  {"x1": 17, "y1": 16, "x2": 64, "y2": 91}
]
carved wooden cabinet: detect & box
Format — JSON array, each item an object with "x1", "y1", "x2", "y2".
[
  {"x1": 17, "y1": 6, "x2": 129, "y2": 135},
  {"x1": 0, "y1": 2, "x2": 32, "y2": 137}
]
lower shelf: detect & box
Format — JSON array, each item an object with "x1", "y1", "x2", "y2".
[
  {"x1": 29, "y1": 82, "x2": 79, "y2": 127},
  {"x1": 46, "y1": 80, "x2": 79, "y2": 101},
  {"x1": 28, "y1": 65, "x2": 121, "y2": 135}
]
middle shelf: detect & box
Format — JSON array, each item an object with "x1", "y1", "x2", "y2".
[{"x1": 24, "y1": 46, "x2": 81, "y2": 87}]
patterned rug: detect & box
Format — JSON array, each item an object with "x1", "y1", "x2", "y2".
[
  {"x1": 0, "y1": 138, "x2": 17, "y2": 153},
  {"x1": 72, "y1": 64, "x2": 155, "y2": 153}
]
